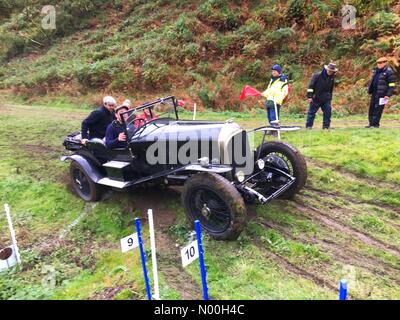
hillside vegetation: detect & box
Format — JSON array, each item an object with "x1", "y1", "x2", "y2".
[{"x1": 0, "y1": 0, "x2": 400, "y2": 112}]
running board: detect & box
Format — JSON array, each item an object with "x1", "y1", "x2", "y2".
[
  {"x1": 102, "y1": 161, "x2": 130, "y2": 169},
  {"x1": 97, "y1": 177, "x2": 131, "y2": 189}
]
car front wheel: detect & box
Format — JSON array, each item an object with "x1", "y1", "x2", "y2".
[
  {"x1": 182, "y1": 172, "x2": 247, "y2": 240},
  {"x1": 69, "y1": 161, "x2": 103, "y2": 202},
  {"x1": 256, "y1": 141, "x2": 307, "y2": 199}
]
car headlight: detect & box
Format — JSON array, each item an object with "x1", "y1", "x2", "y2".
[
  {"x1": 235, "y1": 171, "x2": 245, "y2": 183},
  {"x1": 257, "y1": 159, "x2": 265, "y2": 170},
  {"x1": 198, "y1": 157, "x2": 209, "y2": 167}
]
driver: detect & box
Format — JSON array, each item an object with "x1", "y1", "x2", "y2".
[{"x1": 105, "y1": 104, "x2": 130, "y2": 149}]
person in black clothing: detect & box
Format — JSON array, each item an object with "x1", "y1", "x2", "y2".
[
  {"x1": 81, "y1": 96, "x2": 117, "y2": 144},
  {"x1": 366, "y1": 57, "x2": 396, "y2": 128},
  {"x1": 305, "y1": 63, "x2": 337, "y2": 130},
  {"x1": 105, "y1": 105, "x2": 130, "y2": 149}
]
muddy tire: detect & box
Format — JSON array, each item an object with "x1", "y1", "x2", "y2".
[
  {"x1": 256, "y1": 141, "x2": 307, "y2": 199},
  {"x1": 182, "y1": 172, "x2": 247, "y2": 241},
  {"x1": 69, "y1": 161, "x2": 103, "y2": 202}
]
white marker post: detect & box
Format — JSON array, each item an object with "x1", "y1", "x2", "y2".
[
  {"x1": 272, "y1": 99, "x2": 281, "y2": 141},
  {"x1": 193, "y1": 103, "x2": 197, "y2": 121},
  {"x1": 147, "y1": 209, "x2": 160, "y2": 300},
  {"x1": 4, "y1": 204, "x2": 21, "y2": 265}
]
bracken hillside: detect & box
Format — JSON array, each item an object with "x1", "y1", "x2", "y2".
[{"x1": 0, "y1": 0, "x2": 399, "y2": 112}]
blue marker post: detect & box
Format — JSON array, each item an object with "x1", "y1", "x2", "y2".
[
  {"x1": 135, "y1": 217, "x2": 152, "y2": 300},
  {"x1": 339, "y1": 279, "x2": 348, "y2": 300},
  {"x1": 195, "y1": 220, "x2": 209, "y2": 300}
]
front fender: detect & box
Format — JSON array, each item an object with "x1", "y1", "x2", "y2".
[{"x1": 60, "y1": 155, "x2": 104, "y2": 183}]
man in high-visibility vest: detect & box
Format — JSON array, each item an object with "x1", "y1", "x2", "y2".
[
  {"x1": 262, "y1": 64, "x2": 289, "y2": 127},
  {"x1": 366, "y1": 57, "x2": 396, "y2": 128}
]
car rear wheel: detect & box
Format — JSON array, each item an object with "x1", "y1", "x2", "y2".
[
  {"x1": 70, "y1": 161, "x2": 103, "y2": 202},
  {"x1": 256, "y1": 141, "x2": 307, "y2": 199},
  {"x1": 182, "y1": 172, "x2": 247, "y2": 240}
]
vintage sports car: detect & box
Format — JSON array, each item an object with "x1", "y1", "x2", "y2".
[{"x1": 62, "y1": 96, "x2": 307, "y2": 240}]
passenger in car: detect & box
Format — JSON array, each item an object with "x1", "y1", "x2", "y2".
[
  {"x1": 105, "y1": 104, "x2": 130, "y2": 149},
  {"x1": 81, "y1": 96, "x2": 116, "y2": 145}
]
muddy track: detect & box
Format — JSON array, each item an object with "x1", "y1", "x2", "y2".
[
  {"x1": 156, "y1": 231, "x2": 203, "y2": 300},
  {"x1": 307, "y1": 157, "x2": 400, "y2": 192},
  {"x1": 254, "y1": 217, "x2": 400, "y2": 284},
  {"x1": 89, "y1": 284, "x2": 140, "y2": 300},
  {"x1": 303, "y1": 186, "x2": 400, "y2": 215},
  {"x1": 300, "y1": 191, "x2": 400, "y2": 230},
  {"x1": 251, "y1": 237, "x2": 342, "y2": 296},
  {"x1": 291, "y1": 200, "x2": 400, "y2": 258},
  {"x1": 126, "y1": 186, "x2": 203, "y2": 300}
]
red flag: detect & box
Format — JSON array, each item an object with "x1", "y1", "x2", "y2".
[{"x1": 239, "y1": 85, "x2": 262, "y2": 101}]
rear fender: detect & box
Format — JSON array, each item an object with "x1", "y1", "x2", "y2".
[{"x1": 60, "y1": 155, "x2": 104, "y2": 183}]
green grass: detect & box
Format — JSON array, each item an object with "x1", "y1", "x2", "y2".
[
  {"x1": 283, "y1": 128, "x2": 400, "y2": 184},
  {"x1": 1, "y1": 100, "x2": 399, "y2": 300}
]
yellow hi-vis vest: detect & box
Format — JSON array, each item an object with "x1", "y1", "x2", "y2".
[{"x1": 262, "y1": 77, "x2": 289, "y2": 105}]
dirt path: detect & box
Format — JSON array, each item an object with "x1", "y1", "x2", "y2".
[
  {"x1": 251, "y1": 237, "x2": 340, "y2": 294},
  {"x1": 126, "y1": 186, "x2": 203, "y2": 300},
  {"x1": 291, "y1": 200, "x2": 400, "y2": 258},
  {"x1": 306, "y1": 157, "x2": 400, "y2": 192},
  {"x1": 254, "y1": 215, "x2": 400, "y2": 284}
]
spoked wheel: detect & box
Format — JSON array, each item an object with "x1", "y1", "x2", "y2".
[
  {"x1": 70, "y1": 161, "x2": 103, "y2": 202},
  {"x1": 182, "y1": 172, "x2": 246, "y2": 240},
  {"x1": 256, "y1": 141, "x2": 307, "y2": 199}
]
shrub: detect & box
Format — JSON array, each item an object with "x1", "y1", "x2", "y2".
[
  {"x1": 165, "y1": 14, "x2": 194, "y2": 43},
  {"x1": 241, "y1": 59, "x2": 266, "y2": 82},
  {"x1": 198, "y1": 86, "x2": 216, "y2": 109},
  {"x1": 76, "y1": 56, "x2": 126, "y2": 88},
  {"x1": 365, "y1": 11, "x2": 400, "y2": 38},
  {"x1": 197, "y1": 0, "x2": 242, "y2": 31},
  {"x1": 0, "y1": 33, "x2": 26, "y2": 61},
  {"x1": 286, "y1": 0, "x2": 307, "y2": 22},
  {"x1": 141, "y1": 58, "x2": 170, "y2": 87}
]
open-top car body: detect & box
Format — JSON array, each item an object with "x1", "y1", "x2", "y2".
[{"x1": 62, "y1": 96, "x2": 307, "y2": 240}]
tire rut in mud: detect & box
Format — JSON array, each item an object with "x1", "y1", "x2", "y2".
[
  {"x1": 300, "y1": 190, "x2": 400, "y2": 230},
  {"x1": 126, "y1": 186, "x2": 203, "y2": 300},
  {"x1": 291, "y1": 200, "x2": 400, "y2": 258},
  {"x1": 306, "y1": 157, "x2": 400, "y2": 194},
  {"x1": 251, "y1": 237, "x2": 341, "y2": 295},
  {"x1": 302, "y1": 186, "x2": 400, "y2": 216},
  {"x1": 156, "y1": 231, "x2": 203, "y2": 300},
  {"x1": 254, "y1": 217, "x2": 400, "y2": 285}
]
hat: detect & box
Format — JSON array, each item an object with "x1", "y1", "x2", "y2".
[
  {"x1": 122, "y1": 99, "x2": 132, "y2": 108},
  {"x1": 324, "y1": 62, "x2": 338, "y2": 73},
  {"x1": 271, "y1": 64, "x2": 282, "y2": 74},
  {"x1": 377, "y1": 57, "x2": 388, "y2": 63},
  {"x1": 103, "y1": 96, "x2": 117, "y2": 106},
  {"x1": 115, "y1": 104, "x2": 129, "y2": 113}
]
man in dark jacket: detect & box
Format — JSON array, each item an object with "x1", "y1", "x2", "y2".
[
  {"x1": 105, "y1": 104, "x2": 129, "y2": 149},
  {"x1": 305, "y1": 63, "x2": 337, "y2": 130},
  {"x1": 366, "y1": 57, "x2": 396, "y2": 128},
  {"x1": 81, "y1": 96, "x2": 116, "y2": 144}
]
